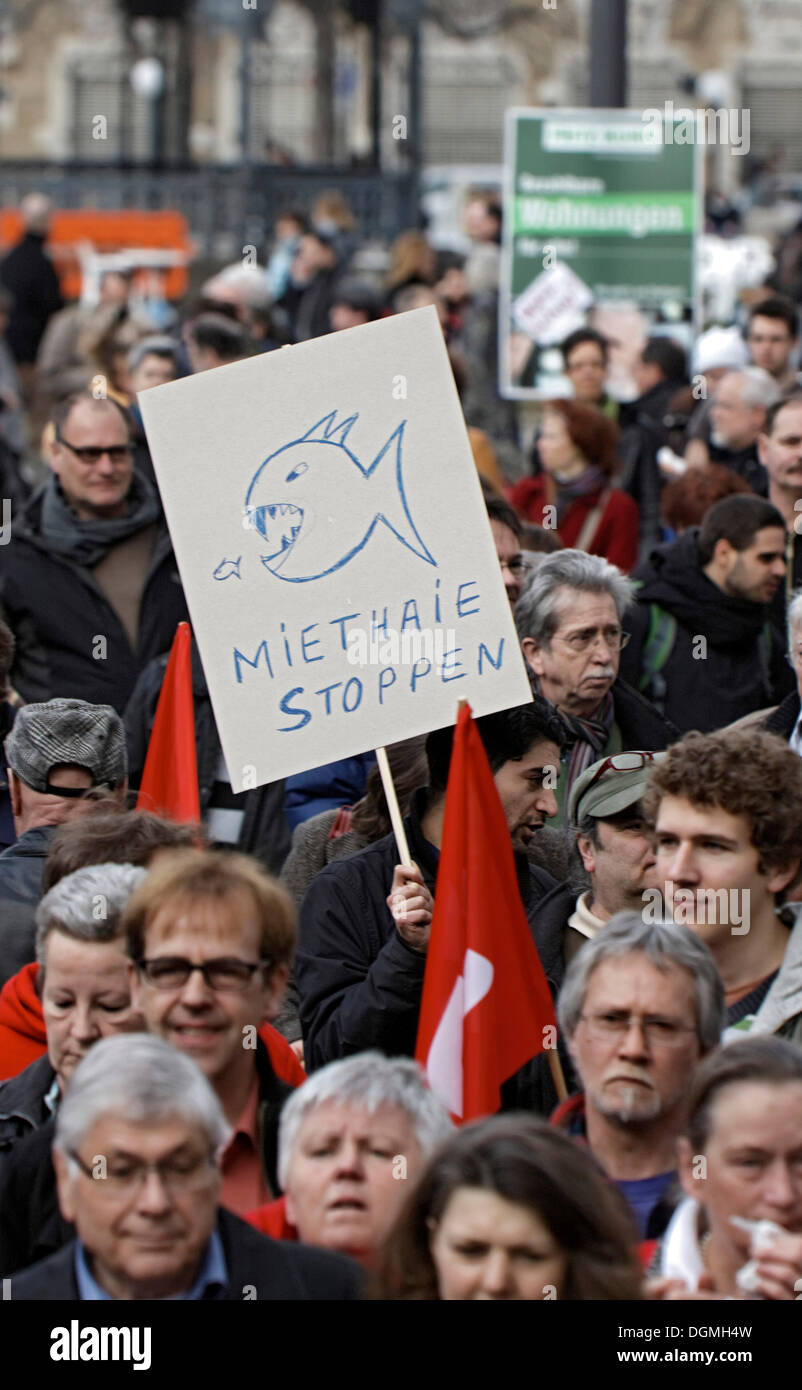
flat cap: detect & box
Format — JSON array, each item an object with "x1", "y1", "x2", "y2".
[{"x1": 5, "y1": 698, "x2": 127, "y2": 796}]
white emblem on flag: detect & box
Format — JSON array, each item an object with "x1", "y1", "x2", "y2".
[{"x1": 425, "y1": 949, "x2": 494, "y2": 1117}]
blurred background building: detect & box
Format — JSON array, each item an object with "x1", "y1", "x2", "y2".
[{"x1": 0, "y1": 0, "x2": 801, "y2": 254}]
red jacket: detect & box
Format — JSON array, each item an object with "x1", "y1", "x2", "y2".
[
  {"x1": 509, "y1": 475, "x2": 639, "y2": 572},
  {"x1": 0, "y1": 961, "x2": 45, "y2": 1078},
  {"x1": 245, "y1": 1194, "x2": 298, "y2": 1241},
  {"x1": 0, "y1": 961, "x2": 307, "y2": 1088}
]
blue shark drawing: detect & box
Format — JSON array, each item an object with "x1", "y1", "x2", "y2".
[
  {"x1": 243, "y1": 411, "x2": 436, "y2": 582},
  {"x1": 213, "y1": 556, "x2": 242, "y2": 581}
]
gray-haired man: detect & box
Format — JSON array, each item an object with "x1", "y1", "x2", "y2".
[
  {"x1": 0, "y1": 698, "x2": 128, "y2": 991},
  {"x1": 514, "y1": 550, "x2": 675, "y2": 823},
  {"x1": 553, "y1": 912, "x2": 724, "y2": 1241},
  {"x1": 8, "y1": 1034, "x2": 362, "y2": 1300}
]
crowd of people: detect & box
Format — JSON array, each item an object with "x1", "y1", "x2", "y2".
[{"x1": 0, "y1": 188, "x2": 802, "y2": 1303}]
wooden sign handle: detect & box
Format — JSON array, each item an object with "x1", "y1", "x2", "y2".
[{"x1": 376, "y1": 745, "x2": 413, "y2": 867}]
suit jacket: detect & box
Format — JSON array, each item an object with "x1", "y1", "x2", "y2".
[{"x1": 8, "y1": 1207, "x2": 363, "y2": 1301}]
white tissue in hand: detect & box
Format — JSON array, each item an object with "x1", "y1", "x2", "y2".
[{"x1": 731, "y1": 1217, "x2": 787, "y2": 1291}]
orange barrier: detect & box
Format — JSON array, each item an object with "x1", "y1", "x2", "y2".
[{"x1": 0, "y1": 208, "x2": 193, "y2": 299}]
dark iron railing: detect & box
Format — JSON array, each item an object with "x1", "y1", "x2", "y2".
[{"x1": 0, "y1": 162, "x2": 420, "y2": 258}]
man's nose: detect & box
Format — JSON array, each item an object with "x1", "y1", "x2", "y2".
[
  {"x1": 134, "y1": 1167, "x2": 174, "y2": 1216},
  {"x1": 535, "y1": 785, "x2": 559, "y2": 820},
  {"x1": 178, "y1": 967, "x2": 214, "y2": 1006},
  {"x1": 616, "y1": 1018, "x2": 651, "y2": 1060},
  {"x1": 663, "y1": 841, "x2": 697, "y2": 884}
]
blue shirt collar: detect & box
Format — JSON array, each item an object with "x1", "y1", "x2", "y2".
[{"x1": 74, "y1": 1228, "x2": 228, "y2": 1300}]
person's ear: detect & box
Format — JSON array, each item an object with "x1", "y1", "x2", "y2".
[
  {"x1": 53, "y1": 1148, "x2": 78, "y2": 1225},
  {"x1": 521, "y1": 636, "x2": 545, "y2": 678},
  {"x1": 711, "y1": 537, "x2": 734, "y2": 570},
  {"x1": 577, "y1": 833, "x2": 596, "y2": 876},
  {"x1": 7, "y1": 769, "x2": 22, "y2": 820},
  {"x1": 767, "y1": 857, "x2": 801, "y2": 896},
  {"x1": 259, "y1": 962, "x2": 289, "y2": 1023}
]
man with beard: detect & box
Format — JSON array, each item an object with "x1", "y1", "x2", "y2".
[
  {"x1": 554, "y1": 913, "x2": 724, "y2": 1239},
  {"x1": 619, "y1": 494, "x2": 791, "y2": 733}
]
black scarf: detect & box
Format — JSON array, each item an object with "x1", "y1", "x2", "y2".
[{"x1": 40, "y1": 472, "x2": 161, "y2": 567}]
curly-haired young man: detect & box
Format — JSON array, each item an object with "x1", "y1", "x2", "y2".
[{"x1": 643, "y1": 728, "x2": 802, "y2": 1040}]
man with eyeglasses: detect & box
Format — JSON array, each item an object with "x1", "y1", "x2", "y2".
[
  {"x1": 0, "y1": 390, "x2": 189, "y2": 713},
  {"x1": 124, "y1": 849, "x2": 299, "y2": 1217},
  {"x1": 515, "y1": 549, "x2": 675, "y2": 822},
  {"x1": 8, "y1": 1035, "x2": 362, "y2": 1300},
  {"x1": 486, "y1": 493, "x2": 526, "y2": 607},
  {"x1": 554, "y1": 913, "x2": 724, "y2": 1240}
]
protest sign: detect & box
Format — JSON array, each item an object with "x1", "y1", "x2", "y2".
[
  {"x1": 139, "y1": 307, "x2": 532, "y2": 792},
  {"x1": 501, "y1": 108, "x2": 701, "y2": 399}
]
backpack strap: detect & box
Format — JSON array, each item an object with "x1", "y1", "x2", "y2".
[
  {"x1": 574, "y1": 489, "x2": 611, "y2": 553},
  {"x1": 638, "y1": 604, "x2": 677, "y2": 697}
]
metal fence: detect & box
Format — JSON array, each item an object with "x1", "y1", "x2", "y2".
[{"x1": 0, "y1": 163, "x2": 420, "y2": 260}]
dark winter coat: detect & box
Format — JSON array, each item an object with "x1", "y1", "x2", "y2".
[
  {"x1": 764, "y1": 689, "x2": 800, "y2": 741},
  {"x1": 0, "y1": 825, "x2": 55, "y2": 992},
  {"x1": 0, "y1": 1051, "x2": 55, "y2": 1156},
  {"x1": 0, "y1": 232, "x2": 63, "y2": 363},
  {"x1": 7, "y1": 1206, "x2": 363, "y2": 1300},
  {"x1": 1, "y1": 487, "x2": 189, "y2": 714},
  {"x1": 296, "y1": 788, "x2": 557, "y2": 1073},
  {"x1": 619, "y1": 528, "x2": 792, "y2": 733}
]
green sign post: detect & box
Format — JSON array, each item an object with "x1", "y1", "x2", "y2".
[{"x1": 501, "y1": 108, "x2": 702, "y2": 399}]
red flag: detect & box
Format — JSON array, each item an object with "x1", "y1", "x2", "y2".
[
  {"x1": 415, "y1": 702, "x2": 556, "y2": 1123},
  {"x1": 136, "y1": 622, "x2": 200, "y2": 822}
]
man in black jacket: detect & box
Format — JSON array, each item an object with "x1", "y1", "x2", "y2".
[
  {"x1": 619, "y1": 494, "x2": 792, "y2": 733},
  {"x1": 296, "y1": 699, "x2": 564, "y2": 1073},
  {"x1": 1, "y1": 391, "x2": 189, "y2": 713},
  {"x1": 8, "y1": 1035, "x2": 361, "y2": 1301}
]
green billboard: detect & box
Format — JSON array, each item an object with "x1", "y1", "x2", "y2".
[{"x1": 501, "y1": 108, "x2": 702, "y2": 399}]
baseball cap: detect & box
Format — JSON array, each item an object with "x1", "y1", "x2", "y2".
[
  {"x1": 567, "y1": 751, "x2": 666, "y2": 826},
  {"x1": 4, "y1": 698, "x2": 128, "y2": 797}
]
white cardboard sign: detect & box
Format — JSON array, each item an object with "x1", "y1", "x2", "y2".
[{"x1": 139, "y1": 307, "x2": 531, "y2": 792}]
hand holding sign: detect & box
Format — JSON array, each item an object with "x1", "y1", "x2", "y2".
[{"x1": 387, "y1": 862, "x2": 434, "y2": 953}]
